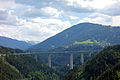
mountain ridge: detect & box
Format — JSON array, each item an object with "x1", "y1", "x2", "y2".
[
  {"x1": 30, "y1": 22, "x2": 120, "y2": 50},
  {"x1": 0, "y1": 36, "x2": 32, "y2": 50}
]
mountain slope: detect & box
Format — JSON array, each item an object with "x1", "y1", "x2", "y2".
[
  {"x1": 0, "y1": 36, "x2": 32, "y2": 50},
  {"x1": 30, "y1": 23, "x2": 120, "y2": 50},
  {"x1": 63, "y1": 45, "x2": 120, "y2": 80},
  {"x1": 97, "y1": 62, "x2": 120, "y2": 80},
  {"x1": 0, "y1": 57, "x2": 23, "y2": 80},
  {"x1": 0, "y1": 46, "x2": 62, "y2": 80},
  {"x1": 6, "y1": 55, "x2": 62, "y2": 80},
  {"x1": 0, "y1": 46, "x2": 24, "y2": 80}
]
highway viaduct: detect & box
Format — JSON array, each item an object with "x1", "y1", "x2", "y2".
[{"x1": 0, "y1": 50, "x2": 100, "y2": 70}]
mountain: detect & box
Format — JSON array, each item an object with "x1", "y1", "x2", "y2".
[
  {"x1": 26, "y1": 41, "x2": 38, "y2": 45},
  {"x1": 0, "y1": 36, "x2": 32, "y2": 50},
  {"x1": 63, "y1": 45, "x2": 120, "y2": 80},
  {"x1": 30, "y1": 23, "x2": 120, "y2": 50}
]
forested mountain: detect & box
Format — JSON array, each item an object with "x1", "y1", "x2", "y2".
[
  {"x1": 97, "y1": 62, "x2": 120, "y2": 80},
  {"x1": 5, "y1": 55, "x2": 62, "y2": 80},
  {"x1": 0, "y1": 36, "x2": 32, "y2": 50},
  {"x1": 63, "y1": 45, "x2": 120, "y2": 80},
  {"x1": 0, "y1": 46, "x2": 62, "y2": 80},
  {"x1": 0, "y1": 57, "x2": 23, "y2": 80},
  {"x1": 1, "y1": 23, "x2": 120, "y2": 80},
  {"x1": 0, "y1": 46, "x2": 24, "y2": 54},
  {"x1": 30, "y1": 23, "x2": 120, "y2": 50}
]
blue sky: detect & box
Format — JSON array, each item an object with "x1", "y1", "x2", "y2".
[{"x1": 0, "y1": 0, "x2": 120, "y2": 42}]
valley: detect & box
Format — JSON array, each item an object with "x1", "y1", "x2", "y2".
[
  {"x1": 0, "y1": 23, "x2": 120, "y2": 80},
  {"x1": 1, "y1": 0, "x2": 120, "y2": 79}
]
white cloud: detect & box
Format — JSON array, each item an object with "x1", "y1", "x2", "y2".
[
  {"x1": 0, "y1": 17, "x2": 71, "y2": 42},
  {"x1": 78, "y1": 13, "x2": 120, "y2": 26},
  {"x1": 100, "y1": 2, "x2": 120, "y2": 16},
  {"x1": 8, "y1": 0, "x2": 120, "y2": 16},
  {"x1": 0, "y1": 10, "x2": 20, "y2": 26},
  {"x1": 29, "y1": 17, "x2": 71, "y2": 38},
  {"x1": 40, "y1": 7, "x2": 62, "y2": 18},
  {"x1": 65, "y1": 0, "x2": 116, "y2": 9},
  {"x1": 0, "y1": 0, "x2": 62, "y2": 18},
  {"x1": 69, "y1": 16, "x2": 79, "y2": 19},
  {"x1": 14, "y1": 0, "x2": 52, "y2": 8},
  {"x1": 0, "y1": 24, "x2": 20, "y2": 39},
  {"x1": 111, "y1": 16, "x2": 120, "y2": 26},
  {"x1": 54, "y1": 0, "x2": 120, "y2": 16},
  {"x1": 1, "y1": 0, "x2": 120, "y2": 42},
  {"x1": 0, "y1": 0, "x2": 15, "y2": 9},
  {"x1": 16, "y1": 5, "x2": 62, "y2": 18}
]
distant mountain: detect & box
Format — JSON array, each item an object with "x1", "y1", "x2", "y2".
[
  {"x1": 26, "y1": 41, "x2": 38, "y2": 45},
  {"x1": 0, "y1": 36, "x2": 32, "y2": 50},
  {"x1": 30, "y1": 23, "x2": 120, "y2": 50}
]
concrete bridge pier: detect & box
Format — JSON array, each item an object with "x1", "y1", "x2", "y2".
[
  {"x1": 34, "y1": 55, "x2": 38, "y2": 62},
  {"x1": 81, "y1": 53, "x2": 84, "y2": 65},
  {"x1": 70, "y1": 54, "x2": 73, "y2": 69},
  {"x1": 48, "y1": 54, "x2": 51, "y2": 67},
  {"x1": 89, "y1": 53, "x2": 91, "y2": 57}
]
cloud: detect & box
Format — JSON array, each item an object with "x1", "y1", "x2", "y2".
[
  {"x1": 23, "y1": 6, "x2": 62, "y2": 18},
  {"x1": 8, "y1": 0, "x2": 120, "y2": 17},
  {"x1": 0, "y1": 10, "x2": 8, "y2": 20},
  {"x1": 0, "y1": 24, "x2": 20, "y2": 39},
  {"x1": 10, "y1": 0, "x2": 120, "y2": 17},
  {"x1": 69, "y1": 16, "x2": 79, "y2": 19},
  {"x1": 54, "y1": 0, "x2": 95, "y2": 13},
  {"x1": 0, "y1": 0, "x2": 15, "y2": 9},
  {"x1": 29, "y1": 17, "x2": 71, "y2": 36},
  {"x1": 14, "y1": 0, "x2": 95, "y2": 14},
  {"x1": 15, "y1": 0, "x2": 52, "y2": 8},
  {"x1": 0, "y1": 0, "x2": 70, "y2": 42},
  {"x1": 40, "y1": 7, "x2": 62, "y2": 18},
  {"x1": 0, "y1": 10, "x2": 19, "y2": 26},
  {"x1": 0, "y1": 0, "x2": 62, "y2": 18},
  {"x1": 54, "y1": 0, "x2": 114, "y2": 12},
  {"x1": 53, "y1": 0, "x2": 120, "y2": 17},
  {"x1": 100, "y1": 2, "x2": 120, "y2": 16},
  {"x1": 78, "y1": 13, "x2": 120, "y2": 26},
  {"x1": 0, "y1": 17, "x2": 71, "y2": 42},
  {"x1": 1, "y1": 0, "x2": 120, "y2": 42}
]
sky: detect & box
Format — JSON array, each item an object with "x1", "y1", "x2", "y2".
[{"x1": 0, "y1": 0, "x2": 120, "y2": 43}]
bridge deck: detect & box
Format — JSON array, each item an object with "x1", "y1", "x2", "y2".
[{"x1": 0, "y1": 50, "x2": 101, "y2": 56}]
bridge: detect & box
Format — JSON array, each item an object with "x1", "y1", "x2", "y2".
[{"x1": 0, "y1": 50, "x2": 100, "y2": 70}]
